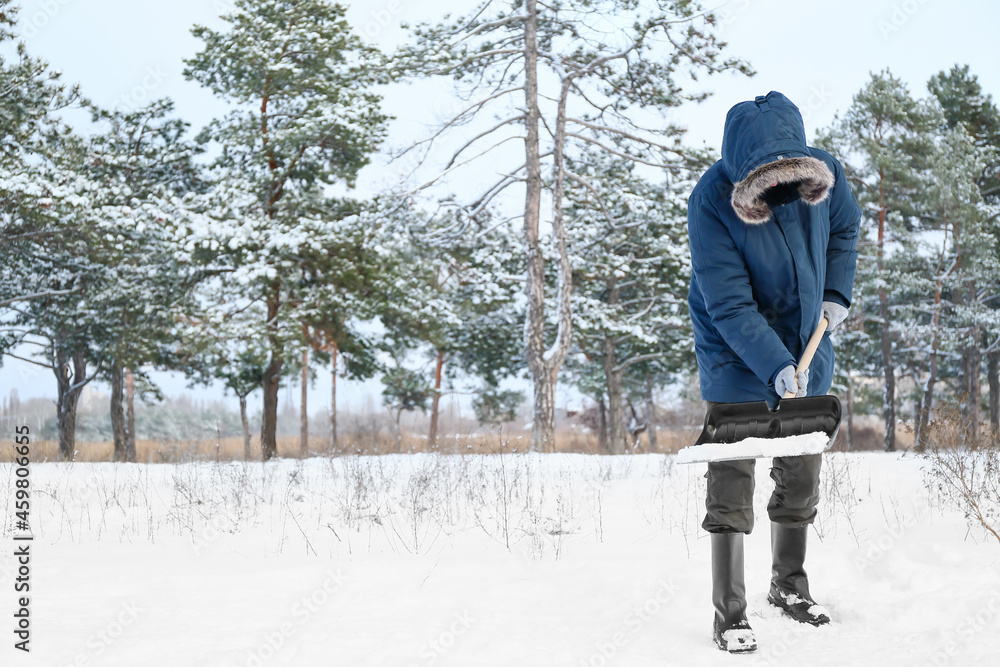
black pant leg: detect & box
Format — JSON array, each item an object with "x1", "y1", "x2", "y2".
[{"x1": 766, "y1": 453, "x2": 822, "y2": 527}]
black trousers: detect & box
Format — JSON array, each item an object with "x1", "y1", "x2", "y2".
[{"x1": 701, "y1": 404, "x2": 823, "y2": 534}]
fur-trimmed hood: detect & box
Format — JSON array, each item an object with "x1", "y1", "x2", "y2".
[{"x1": 721, "y1": 91, "x2": 834, "y2": 224}]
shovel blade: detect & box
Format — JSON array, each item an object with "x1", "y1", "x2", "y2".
[{"x1": 677, "y1": 395, "x2": 842, "y2": 464}]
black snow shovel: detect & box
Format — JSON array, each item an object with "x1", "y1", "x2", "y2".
[{"x1": 676, "y1": 317, "x2": 842, "y2": 465}]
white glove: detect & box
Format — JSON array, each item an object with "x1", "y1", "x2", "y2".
[
  {"x1": 821, "y1": 300, "x2": 849, "y2": 331},
  {"x1": 775, "y1": 364, "x2": 809, "y2": 398}
]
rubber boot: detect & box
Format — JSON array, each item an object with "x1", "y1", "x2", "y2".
[
  {"x1": 767, "y1": 523, "x2": 830, "y2": 626},
  {"x1": 711, "y1": 533, "x2": 757, "y2": 653}
]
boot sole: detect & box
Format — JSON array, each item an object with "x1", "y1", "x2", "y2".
[
  {"x1": 714, "y1": 637, "x2": 758, "y2": 653},
  {"x1": 767, "y1": 594, "x2": 830, "y2": 626},
  {"x1": 716, "y1": 643, "x2": 758, "y2": 654}
]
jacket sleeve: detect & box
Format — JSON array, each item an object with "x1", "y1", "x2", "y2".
[
  {"x1": 688, "y1": 193, "x2": 796, "y2": 388},
  {"x1": 823, "y1": 158, "x2": 861, "y2": 308}
]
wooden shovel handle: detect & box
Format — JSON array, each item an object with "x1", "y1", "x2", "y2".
[{"x1": 782, "y1": 317, "x2": 829, "y2": 399}]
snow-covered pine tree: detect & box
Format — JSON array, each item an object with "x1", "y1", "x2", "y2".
[
  {"x1": 395, "y1": 0, "x2": 750, "y2": 451},
  {"x1": 818, "y1": 71, "x2": 940, "y2": 452},
  {"x1": 928, "y1": 65, "x2": 1000, "y2": 437},
  {"x1": 907, "y1": 125, "x2": 997, "y2": 447},
  {"x1": 563, "y1": 152, "x2": 697, "y2": 454},
  {"x1": 377, "y1": 204, "x2": 524, "y2": 448},
  {"x1": 82, "y1": 99, "x2": 205, "y2": 462},
  {"x1": 291, "y1": 198, "x2": 391, "y2": 454},
  {"x1": 0, "y1": 0, "x2": 80, "y2": 344},
  {"x1": 0, "y1": 3, "x2": 123, "y2": 459},
  {"x1": 183, "y1": 0, "x2": 389, "y2": 460}
]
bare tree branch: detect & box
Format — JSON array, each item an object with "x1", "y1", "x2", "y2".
[
  {"x1": 410, "y1": 134, "x2": 526, "y2": 194},
  {"x1": 0, "y1": 289, "x2": 76, "y2": 308},
  {"x1": 566, "y1": 117, "x2": 683, "y2": 155},
  {"x1": 613, "y1": 352, "x2": 667, "y2": 374},
  {"x1": 456, "y1": 14, "x2": 528, "y2": 43},
  {"x1": 445, "y1": 114, "x2": 525, "y2": 169},
  {"x1": 565, "y1": 132, "x2": 680, "y2": 170}
]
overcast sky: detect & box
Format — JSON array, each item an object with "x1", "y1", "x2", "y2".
[{"x1": 3, "y1": 0, "x2": 998, "y2": 413}]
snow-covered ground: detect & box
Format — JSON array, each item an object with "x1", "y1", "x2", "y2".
[{"x1": 1, "y1": 451, "x2": 998, "y2": 666}]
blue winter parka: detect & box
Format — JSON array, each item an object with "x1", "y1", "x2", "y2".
[{"x1": 687, "y1": 91, "x2": 862, "y2": 404}]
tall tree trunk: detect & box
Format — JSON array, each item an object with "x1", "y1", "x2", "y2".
[
  {"x1": 878, "y1": 296, "x2": 895, "y2": 451},
  {"x1": 522, "y1": 0, "x2": 549, "y2": 452},
  {"x1": 521, "y1": 1, "x2": 573, "y2": 452},
  {"x1": 239, "y1": 393, "x2": 251, "y2": 460},
  {"x1": 967, "y1": 346, "x2": 982, "y2": 443},
  {"x1": 597, "y1": 396, "x2": 609, "y2": 454},
  {"x1": 877, "y1": 306, "x2": 897, "y2": 452},
  {"x1": 845, "y1": 376, "x2": 854, "y2": 451},
  {"x1": 916, "y1": 258, "x2": 946, "y2": 452},
  {"x1": 967, "y1": 278, "x2": 981, "y2": 444},
  {"x1": 602, "y1": 277, "x2": 625, "y2": 454},
  {"x1": 952, "y1": 223, "x2": 980, "y2": 444},
  {"x1": 644, "y1": 373, "x2": 658, "y2": 454},
  {"x1": 625, "y1": 400, "x2": 645, "y2": 451},
  {"x1": 110, "y1": 359, "x2": 126, "y2": 461},
  {"x1": 877, "y1": 175, "x2": 896, "y2": 452},
  {"x1": 54, "y1": 348, "x2": 88, "y2": 461},
  {"x1": 300, "y1": 349, "x2": 309, "y2": 456},
  {"x1": 428, "y1": 348, "x2": 444, "y2": 450},
  {"x1": 330, "y1": 342, "x2": 338, "y2": 452},
  {"x1": 260, "y1": 73, "x2": 285, "y2": 462},
  {"x1": 917, "y1": 369, "x2": 938, "y2": 453},
  {"x1": 393, "y1": 409, "x2": 403, "y2": 453},
  {"x1": 261, "y1": 283, "x2": 282, "y2": 461},
  {"x1": 125, "y1": 367, "x2": 136, "y2": 462},
  {"x1": 602, "y1": 338, "x2": 625, "y2": 455},
  {"x1": 530, "y1": 370, "x2": 557, "y2": 451},
  {"x1": 989, "y1": 350, "x2": 999, "y2": 437}
]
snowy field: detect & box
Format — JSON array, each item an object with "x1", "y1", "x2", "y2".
[{"x1": 1, "y1": 451, "x2": 998, "y2": 666}]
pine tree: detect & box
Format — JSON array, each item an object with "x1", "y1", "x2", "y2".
[
  {"x1": 82, "y1": 99, "x2": 205, "y2": 462},
  {"x1": 563, "y1": 152, "x2": 698, "y2": 453},
  {"x1": 916, "y1": 126, "x2": 997, "y2": 445},
  {"x1": 928, "y1": 65, "x2": 1000, "y2": 437},
  {"x1": 0, "y1": 0, "x2": 81, "y2": 342},
  {"x1": 818, "y1": 71, "x2": 940, "y2": 452},
  {"x1": 378, "y1": 204, "x2": 524, "y2": 448},
  {"x1": 292, "y1": 198, "x2": 390, "y2": 454},
  {"x1": 0, "y1": 3, "x2": 113, "y2": 459},
  {"x1": 183, "y1": 0, "x2": 389, "y2": 460}
]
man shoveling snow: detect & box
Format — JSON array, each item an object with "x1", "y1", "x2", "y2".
[{"x1": 686, "y1": 91, "x2": 861, "y2": 653}]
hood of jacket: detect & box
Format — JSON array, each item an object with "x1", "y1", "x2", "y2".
[{"x1": 721, "y1": 91, "x2": 835, "y2": 224}]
